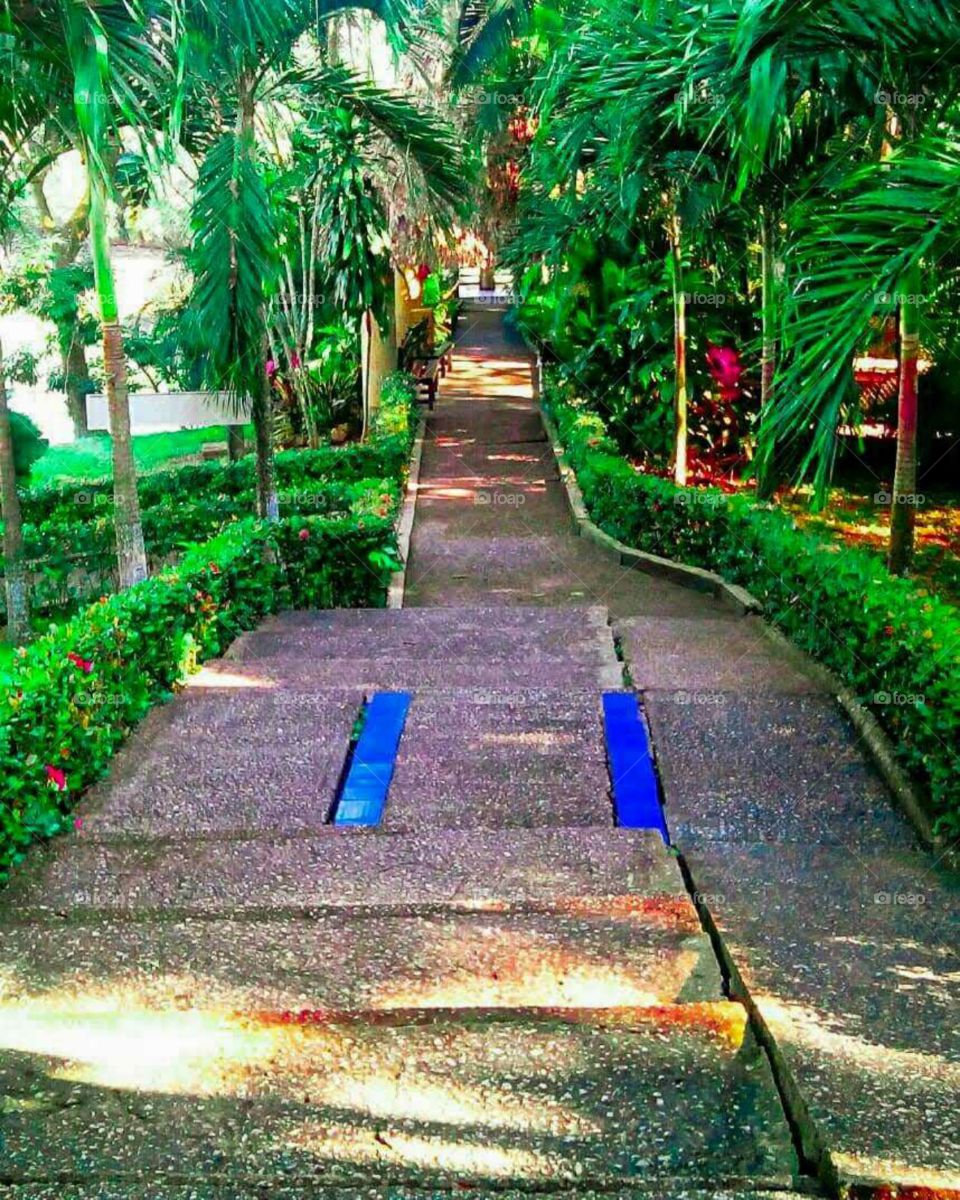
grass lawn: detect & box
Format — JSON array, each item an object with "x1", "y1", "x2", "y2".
[
  {"x1": 29, "y1": 425, "x2": 253, "y2": 486},
  {"x1": 781, "y1": 486, "x2": 960, "y2": 606}
]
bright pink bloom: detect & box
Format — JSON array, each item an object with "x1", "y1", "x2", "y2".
[
  {"x1": 74, "y1": 817, "x2": 83, "y2": 831},
  {"x1": 67, "y1": 652, "x2": 94, "y2": 674},
  {"x1": 45, "y1": 765, "x2": 67, "y2": 791},
  {"x1": 265, "y1": 359, "x2": 278, "y2": 378},
  {"x1": 298, "y1": 528, "x2": 310, "y2": 542}
]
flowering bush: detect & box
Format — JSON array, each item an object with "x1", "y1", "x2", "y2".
[
  {"x1": 0, "y1": 372, "x2": 416, "y2": 878},
  {"x1": 1, "y1": 371, "x2": 416, "y2": 618},
  {"x1": 546, "y1": 379, "x2": 960, "y2": 832}
]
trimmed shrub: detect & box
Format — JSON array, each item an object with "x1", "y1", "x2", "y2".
[
  {"x1": 546, "y1": 381, "x2": 960, "y2": 833},
  {"x1": 0, "y1": 371, "x2": 416, "y2": 877}
]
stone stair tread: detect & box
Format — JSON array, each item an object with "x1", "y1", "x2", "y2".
[
  {"x1": 0, "y1": 1188, "x2": 818, "y2": 1199},
  {"x1": 686, "y1": 841, "x2": 960, "y2": 1190},
  {"x1": 0, "y1": 1007, "x2": 796, "y2": 1186},
  {"x1": 617, "y1": 616, "x2": 827, "y2": 694},
  {"x1": 645, "y1": 693, "x2": 915, "y2": 851},
  {"x1": 385, "y1": 754, "x2": 613, "y2": 830},
  {"x1": 0, "y1": 908, "x2": 723, "y2": 1012},
  {"x1": 3, "y1": 829, "x2": 680, "y2": 916},
  {"x1": 227, "y1": 628, "x2": 618, "y2": 667},
  {"x1": 260, "y1": 605, "x2": 611, "y2": 629},
  {"x1": 192, "y1": 657, "x2": 623, "y2": 691}
]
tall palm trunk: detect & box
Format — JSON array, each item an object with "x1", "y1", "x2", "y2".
[
  {"x1": 668, "y1": 211, "x2": 688, "y2": 486},
  {"x1": 240, "y1": 79, "x2": 278, "y2": 521},
  {"x1": 756, "y1": 206, "x2": 780, "y2": 499},
  {"x1": 0, "y1": 337, "x2": 30, "y2": 644},
  {"x1": 888, "y1": 265, "x2": 921, "y2": 576},
  {"x1": 62, "y1": 335, "x2": 92, "y2": 438},
  {"x1": 253, "y1": 341, "x2": 279, "y2": 521},
  {"x1": 89, "y1": 172, "x2": 147, "y2": 588}
]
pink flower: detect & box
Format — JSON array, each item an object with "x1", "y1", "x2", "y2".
[
  {"x1": 45, "y1": 764, "x2": 67, "y2": 791},
  {"x1": 265, "y1": 359, "x2": 278, "y2": 378},
  {"x1": 67, "y1": 652, "x2": 93, "y2": 674},
  {"x1": 298, "y1": 528, "x2": 310, "y2": 542},
  {"x1": 290, "y1": 352, "x2": 301, "y2": 369},
  {"x1": 74, "y1": 817, "x2": 84, "y2": 831}
]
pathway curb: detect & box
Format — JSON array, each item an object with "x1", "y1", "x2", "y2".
[
  {"x1": 387, "y1": 416, "x2": 426, "y2": 610},
  {"x1": 541, "y1": 403, "x2": 942, "y2": 856}
]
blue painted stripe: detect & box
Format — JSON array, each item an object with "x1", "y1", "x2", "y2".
[
  {"x1": 602, "y1": 692, "x2": 670, "y2": 842},
  {"x1": 334, "y1": 692, "x2": 412, "y2": 827}
]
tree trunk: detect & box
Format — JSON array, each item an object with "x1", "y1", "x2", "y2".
[
  {"x1": 89, "y1": 172, "x2": 148, "y2": 588},
  {"x1": 756, "y1": 207, "x2": 780, "y2": 499},
  {"x1": 62, "y1": 335, "x2": 91, "y2": 438},
  {"x1": 227, "y1": 424, "x2": 245, "y2": 462},
  {"x1": 669, "y1": 213, "x2": 688, "y2": 487},
  {"x1": 0, "y1": 338, "x2": 30, "y2": 644},
  {"x1": 253, "y1": 351, "x2": 279, "y2": 521},
  {"x1": 888, "y1": 267, "x2": 921, "y2": 576}
]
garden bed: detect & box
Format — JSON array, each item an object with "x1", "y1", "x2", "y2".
[
  {"x1": 0, "y1": 374, "x2": 417, "y2": 878},
  {"x1": 544, "y1": 379, "x2": 960, "y2": 837}
]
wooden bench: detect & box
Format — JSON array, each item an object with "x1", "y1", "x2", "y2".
[{"x1": 411, "y1": 358, "x2": 440, "y2": 409}]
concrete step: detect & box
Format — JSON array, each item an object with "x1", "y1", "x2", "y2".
[
  {"x1": 0, "y1": 1187, "x2": 817, "y2": 1200},
  {"x1": 260, "y1": 605, "x2": 611, "y2": 633},
  {"x1": 645, "y1": 692, "x2": 915, "y2": 850},
  {"x1": 0, "y1": 906, "x2": 723, "y2": 1015},
  {"x1": 229, "y1": 623, "x2": 618, "y2": 669},
  {"x1": 76, "y1": 690, "x2": 359, "y2": 839},
  {"x1": 4, "y1": 828, "x2": 681, "y2": 917},
  {"x1": 617, "y1": 616, "x2": 827, "y2": 694},
  {"x1": 686, "y1": 841, "x2": 960, "y2": 1193},
  {"x1": 0, "y1": 1006, "x2": 797, "y2": 1188},
  {"x1": 385, "y1": 754, "x2": 613, "y2": 829},
  {"x1": 203, "y1": 655, "x2": 624, "y2": 691}
]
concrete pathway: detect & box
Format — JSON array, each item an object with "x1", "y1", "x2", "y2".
[{"x1": 0, "y1": 307, "x2": 956, "y2": 1200}]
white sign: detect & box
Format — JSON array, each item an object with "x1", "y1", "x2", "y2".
[{"x1": 86, "y1": 391, "x2": 251, "y2": 434}]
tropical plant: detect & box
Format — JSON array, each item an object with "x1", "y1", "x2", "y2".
[
  {"x1": 5, "y1": 0, "x2": 175, "y2": 588},
  {"x1": 179, "y1": 0, "x2": 465, "y2": 517}
]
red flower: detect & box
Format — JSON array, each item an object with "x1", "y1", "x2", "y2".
[
  {"x1": 45, "y1": 765, "x2": 67, "y2": 791},
  {"x1": 298, "y1": 528, "x2": 310, "y2": 541},
  {"x1": 209, "y1": 563, "x2": 221, "y2": 576},
  {"x1": 67, "y1": 652, "x2": 93, "y2": 674},
  {"x1": 883, "y1": 624, "x2": 895, "y2": 637}
]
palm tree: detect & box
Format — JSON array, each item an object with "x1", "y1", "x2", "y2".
[
  {"x1": 731, "y1": 0, "x2": 960, "y2": 571},
  {"x1": 7, "y1": 1, "x2": 171, "y2": 587},
  {"x1": 179, "y1": 0, "x2": 465, "y2": 518}
]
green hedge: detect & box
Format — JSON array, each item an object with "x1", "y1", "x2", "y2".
[
  {"x1": 0, "y1": 513, "x2": 399, "y2": 879},
  {"x1": 546, "y1": 381, "x2": 960, "y2": 833},
  {"x1": 2, "y1": 372, "x2": 417, "y2": 616},
  {"x1": 0, "y1": 373, "x2": 417, "y2": 877}
]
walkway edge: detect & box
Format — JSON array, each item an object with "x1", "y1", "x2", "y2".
[
  {"x1": 388, "y1": 416, "x2": 426, "y2": 610},
  {"x1": 540, "y1": 404, "x2": 942, "y2": 856}
]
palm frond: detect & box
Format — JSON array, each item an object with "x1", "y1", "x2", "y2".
[
  {"x1": 758, "y1": 130, "x2": 960, "y2": 496},
  {"x1": 278, "y1": 63, "x2": 468, "y2": 208},
  {"x1": 188, "y1": 127, "x2": 279, "y2": 403},
  {"x1": 448, "y1": 0, "x2": 532, "y2": 88}
]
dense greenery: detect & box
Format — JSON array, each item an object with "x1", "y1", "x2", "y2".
[
  {"x1": 0, "y1": 371, "x2": 416, "y2": 875},
  {"x1": 492, "y1": 0, "x2": 960, "y2": 576},
  {"x1": 546, "y1": 377, "x2": 960, "y2": 833}
]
